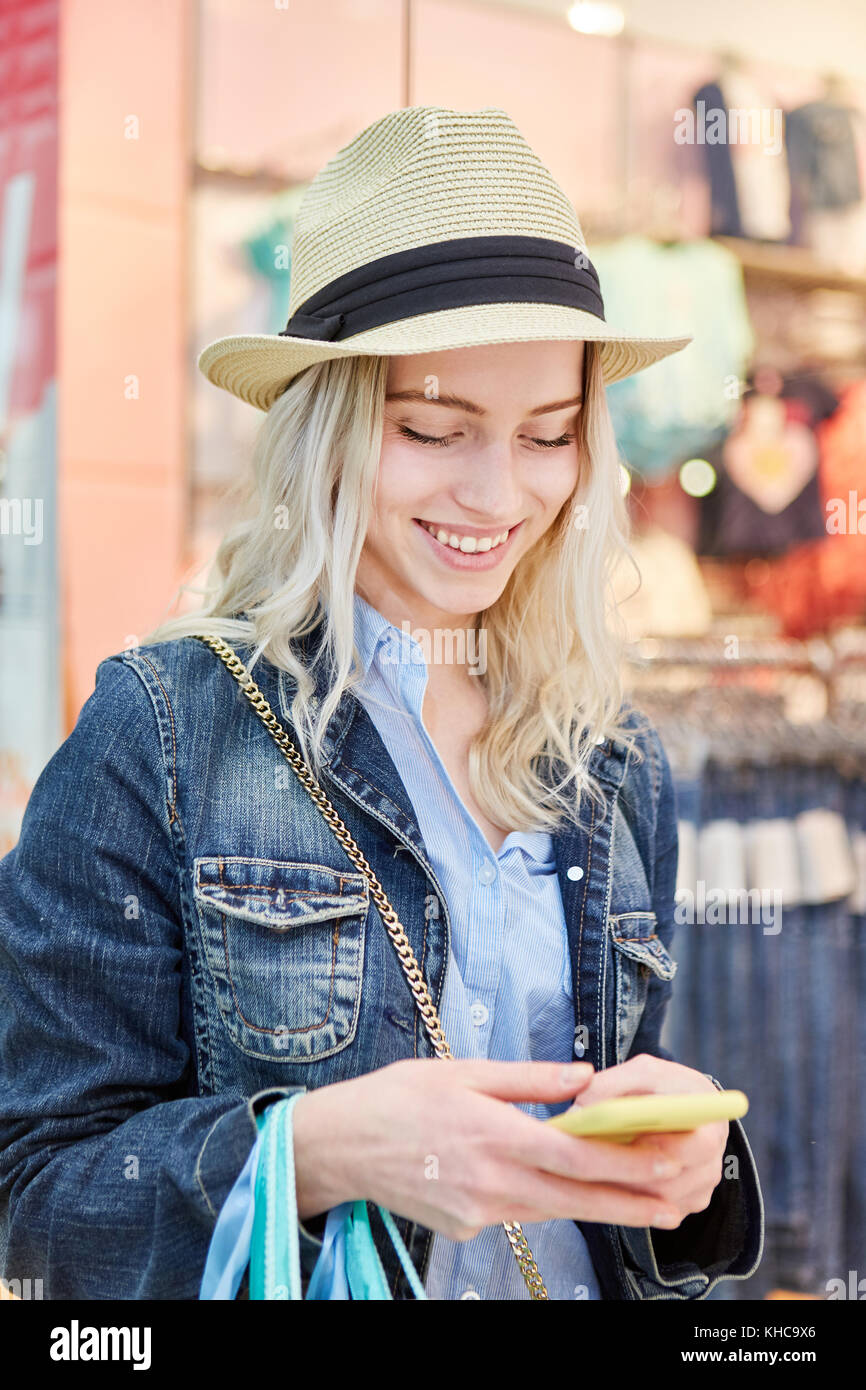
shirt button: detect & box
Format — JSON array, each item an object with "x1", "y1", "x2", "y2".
[
  {"x1": 566, "y1": 865, "x2": 584, "y2": 881},
  {"x1": 459, "y1": 1289, "x2": 481, "y2": 1299},
  {"x1": 470, "y1": 1001, "x2": 489, "y2": 1027},
  {"x1": 477, "y1": 861, "x2": 496, "y2": 885}
]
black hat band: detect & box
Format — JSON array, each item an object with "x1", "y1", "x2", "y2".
[{"x1": 279, "y1": 234, "x2": 605, "y2": 342}]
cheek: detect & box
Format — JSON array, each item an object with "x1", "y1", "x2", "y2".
[
  {"x1": 374, "y1": 441, "x2": 436, "y2": 518},
  {"x1": 530, "y1": 451, "x2": 582, "y2": 514}
]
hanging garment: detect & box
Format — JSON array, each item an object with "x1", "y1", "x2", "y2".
[
  {"x1": 779, "y1": 371, "x2": 841, "y2": 429},
  {"x1": 693, "y1": 75, "x2": 791, "y2": 242},
  {"x1": 786, "y1": 101, "x2": 866, "y2": 272},
  {"x1": 721, "y1": 70, "x2": 791, "y2": 242},
  {"x1": 592, "y1": 236, "x2": 753, "y2": 479},
  {"x1": 722, "y1": 398, "x2": 818, "y2": 515},
  {"x1": 747, "y1": 380, "x2": 866, "y2": 637},
  {"x1": 698, "y1": 394, "x2": 825, "y2": 557},
  {"x1": 786, "y1": 101, "x2": 863, "y2": 211},
  {"x1": 243, "y1": 215, "x2": 294, "y2": 335},
  {"x1": 744, "y1": 819, "x2": 802, "y2": 908},
  {"x1": 659, "y1": 745, "x2": 864, "y2": 1298},
  {"x1": 692, "y1": 81, "x2": 744, "y2": 238},
  {"x1": 240, "y1": 185, "x2": 309, "y2": 334}
]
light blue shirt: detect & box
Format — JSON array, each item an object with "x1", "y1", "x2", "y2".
[{"x1": 352, "y1": 594, "x2": 600, "y2": 1301}]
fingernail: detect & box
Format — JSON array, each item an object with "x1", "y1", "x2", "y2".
[
  {"x1": 653, "y1": 1210, "x2": 680, "y2": 1228},
  {"x1": 652, "y1": 1160, "x2": 681, "y2": 1178}
]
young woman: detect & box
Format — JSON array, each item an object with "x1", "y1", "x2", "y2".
[{"x1": 0, "y1": 106, "x2": 762, "y2": 1300}]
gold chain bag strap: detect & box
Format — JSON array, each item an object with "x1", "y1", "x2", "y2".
[{"x1": 193, "y1": 634, "x2": 550, "y2": 1300}]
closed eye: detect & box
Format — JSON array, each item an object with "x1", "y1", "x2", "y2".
[{"x1": 396, "y1": 424, "x2": 576, "y2": 450}]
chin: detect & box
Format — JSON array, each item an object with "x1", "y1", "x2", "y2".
[{"x1": 418, "y1": 576, "x2": 510, "y2": 617}]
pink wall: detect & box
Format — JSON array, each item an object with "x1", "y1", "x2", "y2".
[
  {"x1": 412, "y1": 0, "x2": 622, "y2": 223},
  {"x1": 59, "y1": 0, "x2": 191, "y2": 723},
  {"x1": 197, "y1": 0, "x2": 406, "y2": 178}
]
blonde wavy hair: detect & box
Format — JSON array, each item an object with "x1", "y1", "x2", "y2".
[{"x1": 144, "y1": 340, "x2": 642, "y2": 832}]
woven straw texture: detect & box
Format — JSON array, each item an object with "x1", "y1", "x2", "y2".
[{"x1": 199, "y1": 106, "x2": 692, "y2": 411}]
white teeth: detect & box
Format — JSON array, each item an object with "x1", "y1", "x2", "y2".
[{"x1": 420, "y1": 521, "x2": 511, "y2": 553}]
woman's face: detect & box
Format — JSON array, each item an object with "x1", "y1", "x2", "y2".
[{"x1": 357, "y1": 339, "x2": 585, "y2": 626}]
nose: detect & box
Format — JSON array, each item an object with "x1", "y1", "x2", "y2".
[{"x1": 447, "y1": 439, "x2": 524, "y2": 522}]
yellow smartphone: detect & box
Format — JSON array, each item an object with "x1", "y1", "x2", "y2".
[{"x1": 545, "y1": 1090, "x2": 748, "y2": 1143}]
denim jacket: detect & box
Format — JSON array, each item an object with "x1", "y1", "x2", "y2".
[{"x1": 0, "y1": 628, "x2": 764, "y2": 1299}]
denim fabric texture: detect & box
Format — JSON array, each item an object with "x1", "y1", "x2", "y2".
[
  {"x1": 665, "y1": 754, "x2": 862, "y2": 1298},
  {"x1": 0, "y1": 622, "x2": 763, "y2": 1298}
]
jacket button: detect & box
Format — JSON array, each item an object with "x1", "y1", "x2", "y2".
[{"x1": 567, "y1": 865, "x2": 584, "y2": 881}]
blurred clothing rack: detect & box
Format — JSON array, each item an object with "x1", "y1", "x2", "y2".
[
  {"x1": 627, "y1": 631, "x2": 866, "y2": 690},
  {"x1": 627, "y1": 634, "x2": 834, "y2": 673},
  {"x1": 624, "y1": 630, "x2": 866, "y2": 772}
]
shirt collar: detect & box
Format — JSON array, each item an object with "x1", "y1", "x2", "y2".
[
  {"x1": 353, "y1": 591, "x2": 427, "y2": 679},
  {"x1": 352, "y1": 593, "x2": 556, "y2": 867}
]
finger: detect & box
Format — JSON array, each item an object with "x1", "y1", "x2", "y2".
[
  {"x1": 570, "y1": 1055, "x2": 713, "y2": 1105},
  {"x1": 455, "y1": 1058, "x2": 596, "y2": 1102},
  {"x1": 490, "y1": 1166, "x2": 682, "y2": 1229},
  {"x1": 630, "y1": 1122, "x2": 729, "y2": 1165},
  {"x1": 500, "y1": 1109, "x2": 687, "y2": 1186},
  {"x1": 568, "y1": 1075, "x2": 665, "y2": 1105},
  {"x1": 625, "y1": 1157, "x2": 726, "y2": 1206}
]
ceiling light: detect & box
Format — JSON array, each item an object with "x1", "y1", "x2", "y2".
[{"x1": 566, "y1": 3, "x2": 626, "y2": 37}]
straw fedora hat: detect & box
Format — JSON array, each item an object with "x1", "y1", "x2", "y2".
[{"x1": 198, "y1": 106, "x2": 692, "y2": 412}]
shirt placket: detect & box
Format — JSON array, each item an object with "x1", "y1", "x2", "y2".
[{"x1": 386, "y1": 626, "x2": 507, "y2": 1059}]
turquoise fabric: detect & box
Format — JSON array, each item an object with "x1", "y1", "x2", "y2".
[
  {"x1": 591, "y1": 236, "x2": 754, "y2": 479},
  {"x1": 242, "y1": 218, "x2": 293, "y2": 333},
  {"x1": 344, "y1": 1201, "x2": 394, "y2": 1299},
  {"x1": 250, "y1": 1095, "x2": 304, "y2": 1299},
  {"x1": 306, "y1": 1203, "x2": 352, "y2": 1299},
  {"x1": 201, "y1": 1095, "x2": 426, "y2": 1299}
]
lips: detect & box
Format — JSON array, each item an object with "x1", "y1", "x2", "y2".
[
  {"x1": 415, "y1": 520, "x2": 515, "y2": 554},
  {"x1": 412, "y1": 517, "x2": 524, "y2": 569}
]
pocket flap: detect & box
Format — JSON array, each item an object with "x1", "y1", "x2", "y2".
[
  {"x1": 609, "y1": 911, "x2": 677, "y2": 980},
  {"x1": 193, "y1": 856, "x2": 369, "y2": 932}
]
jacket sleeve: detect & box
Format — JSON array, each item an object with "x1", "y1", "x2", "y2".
[
  {"x1": 616, "y1": 724, "x2": 765, "y2": 1298},
  {"x1": 0, "y1": 655, "x2": 322, "y2": 1299}
]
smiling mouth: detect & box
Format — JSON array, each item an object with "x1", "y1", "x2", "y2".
[{"x1": 414, "y1": 520, "x2": 518, "y2": 554}]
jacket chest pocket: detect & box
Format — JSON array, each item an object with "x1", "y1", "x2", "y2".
[
  {"x1": 608, "y1": 911, "x2": 676, "y2": 1064},
  {"x1": 192, "y1": 856, "x2": 367, "y2": 1062}
]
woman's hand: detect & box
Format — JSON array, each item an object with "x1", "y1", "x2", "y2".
[
  {"x1": 562, "y1": 1053, "x2": 731, "y2": 1228},
  {"x1": 291, "y1": 1057, "x2": 692, "y2": 1240}
]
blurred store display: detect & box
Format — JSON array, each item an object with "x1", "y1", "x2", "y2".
[
  {"x1": 5, "y1": 0, "x2": 866, "y2": 1301},
  {"x1": 0, "y1": 2, "x2": 60, "y2": 855}
]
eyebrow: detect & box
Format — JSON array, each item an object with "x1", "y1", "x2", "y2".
[{"x1": 384, "y1": 389, "x2": 583, "y2": 418}]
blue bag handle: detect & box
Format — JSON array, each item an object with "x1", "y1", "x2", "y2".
[{"x1": 247, "y1": 1096, "x2": 427, "y2": 1300}]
